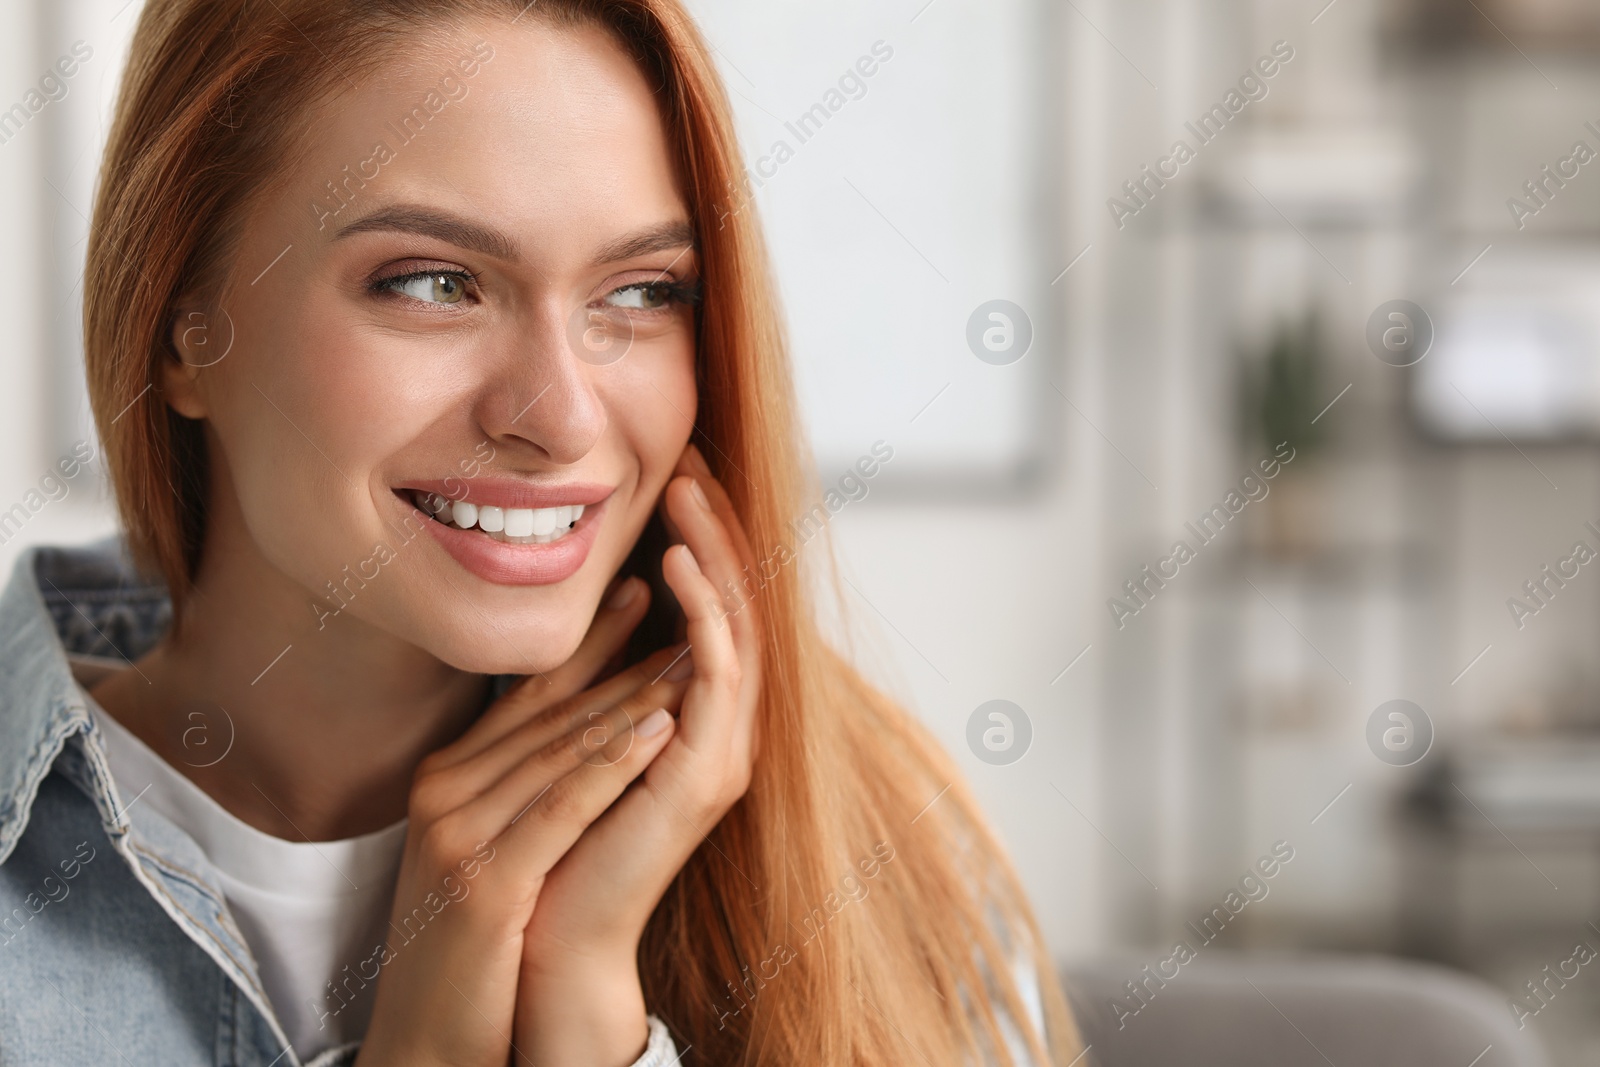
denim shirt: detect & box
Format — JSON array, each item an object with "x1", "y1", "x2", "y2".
[{"x1": 0, "y1": 537, "x2": 679, "y2": 1066}]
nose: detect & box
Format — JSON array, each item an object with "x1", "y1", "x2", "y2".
[{"x1": 475, "y1": 300, "x2": 607, "y2": 466}]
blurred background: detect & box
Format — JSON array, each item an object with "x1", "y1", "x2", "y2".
[{"x1": 5, "y1": 0, "x2": 1600, "y2": 1061}]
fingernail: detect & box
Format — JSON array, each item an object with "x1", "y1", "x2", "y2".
[
  {"x1": 637, "y1": 707, "x2": 672, "y2": 738},
  {"x1": 689, "y1": 479, "x2": 711, "y2": 512},
  {"x1": 665, "y1": 649, "x2": 694, "y2": 681},
  {"x1": 680, "y1": 544, "x2": 701, "y2": 575},
  {"x1": 606, "y1": 577, "x2": 640, "y2": 611}
]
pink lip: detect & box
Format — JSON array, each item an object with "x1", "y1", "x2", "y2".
[
  {"x1": 394, "y1": 478, "x2": 613, "y2": 510},
  {"x1": 395, "y1": 491, "x2": 610, "y2": 586}
]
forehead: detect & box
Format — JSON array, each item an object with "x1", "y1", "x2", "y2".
[{"x1": 282, "y1": 17, "x2": 688, "y2": 263}]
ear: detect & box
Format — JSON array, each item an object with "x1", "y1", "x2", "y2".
[{"x1": 163, "y1": 305, "x2": 214, "y2": 419}]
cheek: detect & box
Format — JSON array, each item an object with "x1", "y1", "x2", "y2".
[
  {"x1": 237, "y1": 291, "x2": 471, "y2": 475},
  {"x1": 207, "y1": 297, "x2": 452, "y2": 575},
  {"x1": 284, "y1": 309, "x2": 459, "y2": 454},
  {"x1": 604, "y1": 331, "x2": 698, "y2": 486}
]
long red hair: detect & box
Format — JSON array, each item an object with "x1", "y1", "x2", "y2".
[{"x1": 84, "y1": 1, "x2": 1085, "y2": 1062}]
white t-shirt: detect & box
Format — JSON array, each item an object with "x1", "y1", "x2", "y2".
[{"x1": 79, "y1": 679, "x2": 408, "y2": 1061}]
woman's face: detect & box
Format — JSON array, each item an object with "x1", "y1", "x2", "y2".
[{"x1": 164, "y1": 17, "x2": 699, "y2": 673}]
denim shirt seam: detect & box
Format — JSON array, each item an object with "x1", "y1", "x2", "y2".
[
  {"x1": 127, "y1": 838, "x2": 229, "y2": 902},
  {"x1": 0, "y1": 704, "x2": 84, "y2": 864},
  {"x1": 130, "y1": 839, "x2": 262, "y2": 973},
  {"x1": 302, "y1": 1038, "x2": 363, "y2": 1067},
  {"x1": 115, "y1": 829, "x2": 301, "y2": 1062},
  {"x1": 69, "y1": 707, "x2": 299, "y2": 1064}
]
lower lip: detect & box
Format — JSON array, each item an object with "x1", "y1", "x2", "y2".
[{"x1": 400, "y1": 492, "x2": 609, "y2": 586}]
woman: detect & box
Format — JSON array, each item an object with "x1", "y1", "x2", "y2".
[{"x1": 0, "y1": 0, "x2": 1084, "y2": 1064}]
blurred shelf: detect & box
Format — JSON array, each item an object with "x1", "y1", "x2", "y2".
[
  {"x1": 1418, "y1": 738, "x2": 1600, "y2": 834},
  {"x1": 1206, "y1": 542, "x2": 1442, "y2": 592}
]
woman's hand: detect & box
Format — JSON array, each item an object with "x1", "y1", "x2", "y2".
[
  {"x1": 353, "y1": 582, "x2": 692, "y2": 1067},
  {"x1": 512, "y1": 442, "x2": 766, "y2": 1065}
]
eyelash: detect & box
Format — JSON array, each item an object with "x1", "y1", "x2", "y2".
[
  {"x1": 368, "y1": 266, "x2": 478, "y2": 301},
  {"x1": 609, "y1": 278, "x2": 704, "y2": 309},
  {"x1": 367, "y1": 268, "x2": 704, "y2": 309}
]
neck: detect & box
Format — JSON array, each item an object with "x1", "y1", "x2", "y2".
[{"x1": 91, "y1": 505, "x2": 490, "y2": 842}]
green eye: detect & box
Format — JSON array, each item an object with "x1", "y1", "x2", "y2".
[
  {"x1": 605, "y1": 283, "x2": 675, "y2": 310},
  {"x1": 378, "y1": 271, "x2": 470, "y2": 304}
]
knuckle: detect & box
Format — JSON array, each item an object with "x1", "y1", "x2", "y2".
[
  {"x1": 568, "y1": 713, "x2": 614, "y2": 760},
  {"x1": 416, "y1": 816, "x2": 471, "y2": 871},
  {"x1": 538, "y1": 774, "x2": 586, "y2": 824},
  {"x1": 710, "y1": 771, "x2": 746, "y2": 810},
  {"x1": 674, "y1": 772, "x2": 728, "y2": 821},
  {"x1": 527, "y1": 699, "x2": 575, "y2": 739},
  {"x1": 412, "y1": 750, "x2": 447, "y2": 779},
  {"x1": 499, "y1": 676, "x2": 555, "y2": 717},
  {"x1": 638, "y1": 653, "x2": 679, "y2": 682},
  {"x1": 687, "y1": 789, "x2": 727, "y2": 826},
  {"x1": 716, "y1": 754, "x2": 756, "y2": 805},
  {"x1": 407, "y1": 772, "x2": 455, "y2": 824}
]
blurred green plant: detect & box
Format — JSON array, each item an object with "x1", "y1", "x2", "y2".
[{"x1": 1237, "y1": 309, "x2": 1329, "y2": 460}]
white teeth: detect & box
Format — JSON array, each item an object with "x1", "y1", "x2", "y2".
[
  {"x1": 503, "y1": 508, "x2": 534, "y2": 537},
  {"x1": 414, "y1": 490, "x2": 587, "y2": 542}
]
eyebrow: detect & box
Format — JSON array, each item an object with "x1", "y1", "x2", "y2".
[
  {"x1": 336, "y1": 206, "x2": 518, "y2": 261},
  {"x1": 590, "y1": 220, "x2": 696, "y2": 265},
  {"x1": 334, "y1": 205, "x2": 695, "y2": 267}
]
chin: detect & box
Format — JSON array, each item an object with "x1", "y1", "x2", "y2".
[{"x1": 407, "y1": 601, "x2": 594, "y2": 676}]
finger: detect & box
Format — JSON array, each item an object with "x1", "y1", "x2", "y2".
[
  {"x1": 488, "y1": 574, "x2": 651, "y2": 724},
  {"x1": 668, "y1": 459, "x2": 764, "y2": 761},
  {"x1": 526, "y1": 768, "x2": 699, "y2": 945},
  {"x1": 679, "y1": 442, "x2": 760, "y2": 577},
  {"x1": 430, "y1": 576, "x2": 652, "y2": 767},
  {"x1": 664, "y1": 474, "x2": 748, "y2": 618},
  {"x1": 665, "y1": 475, "x2": 761, "y2": 698},
  {"x1": 471, "y1": 684, "x2": 683, "y2": 879},
  {"x1": 660, "y1": 540, "x2": 742, "y2": 755},
  {"x1": 657, "y1": 488, "x2": 686, "y2": 548},
  {"x1": 442, "y1": 641, "x2": 692, "y2": 795},
  {"x1": 450, "y1": 666, "x2": 691, "y2": 840},
  {"x1": 559, "y1": 543, "x2": 749, "y2": 923}
]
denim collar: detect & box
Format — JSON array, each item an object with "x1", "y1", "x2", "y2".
[{"x1": 0, "y1": 535, "x2": 171, "y2": 865}]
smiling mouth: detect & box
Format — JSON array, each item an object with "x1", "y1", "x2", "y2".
[{"x1": 407, "y1": 490, "x2": 584, "y2": 545}]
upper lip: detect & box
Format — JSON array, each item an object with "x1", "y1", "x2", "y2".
[{"x1": 394, "y1": 478, "x2": 614, "y2": 510}]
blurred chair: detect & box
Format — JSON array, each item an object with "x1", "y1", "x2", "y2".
[{"x1": 1060, "y1": 952, "x2": 1549, "y2": 1067}]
